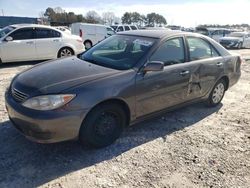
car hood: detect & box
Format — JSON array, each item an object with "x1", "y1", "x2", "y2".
[
  {"x1": 220, "y1": 37, "x2": 242, "y2": 41},
  {"x1": 12, "y1": 57, "x2": 121, "y2": 96}
]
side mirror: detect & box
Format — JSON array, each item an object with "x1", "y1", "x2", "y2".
[
  {"x1": 143, "y1": 61, "x2": 164, "y2": 73},
  {"x1": 5, "y1": 36, "x2": 13, "y2": 42}
]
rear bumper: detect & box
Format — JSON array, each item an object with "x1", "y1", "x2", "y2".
[{"x1": 5, "y1": 91, "x2": 87, "y2": 143}]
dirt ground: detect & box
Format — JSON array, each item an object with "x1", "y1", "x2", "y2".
[{"x1": 0, "y1": 50, "x2": 249, "y2": 188}]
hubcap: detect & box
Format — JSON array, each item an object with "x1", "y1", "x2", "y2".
[
  {"x1": 85, "y1": 42, "x2": 92, "y2": 49},
  {"x1": 94, "y1": 112, "x2": 118, "y2": 137},
  {"x1": 60, "y1": 49, "x2": 72, "y2": 57},
  {"x1": 212, "y1": 83, "x2": 225, "y2": 104}
]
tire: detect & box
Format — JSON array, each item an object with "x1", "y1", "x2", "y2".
[
  {"x1": 238, "y1": 42, "x2": 243, "y2": 49},
  {"x1": 84, "y1": 41, "x2": 92, "y2": 49},
  {"x1": 58, "y1": 47, "x2": 74, "y2": 58},
  {"x1": 206, "y1": 79, "x2": 226, "y2": 107},
  {"x1": 79, "y1": 103, "x2": 126, "y2": 148}
]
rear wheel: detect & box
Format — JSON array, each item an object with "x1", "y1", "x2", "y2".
[
  {"x1": 79, "y1": 103, "x2": 126, "y2": 148},
  {"x1": 206, "y1": 79, "x2": 226, "y2": 107},
  {"x1": 58, "y1": 47, "x2": 74, "y2": 58}
]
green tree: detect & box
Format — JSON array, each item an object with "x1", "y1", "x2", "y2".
[{"x1": 121, "y1": 12, "x2": 132, "y2": 24}]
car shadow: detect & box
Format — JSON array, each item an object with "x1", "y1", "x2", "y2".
[{"x1": 0, "y1": 102, "x2": 222, "y2": 187}]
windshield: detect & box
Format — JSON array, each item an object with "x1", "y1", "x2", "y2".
[
  {"x1": 229, "y1": 33, "x2": 245, "y2": 38},
  {"x1": 0, "y1": 26, "x2": 15, "y2": 38},
  {"x1": 81, "y1": 35, "x2": 156, "y2": 70}
]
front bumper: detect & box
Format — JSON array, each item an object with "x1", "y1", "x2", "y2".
[{"x1": 5, "y1": 90, "x2": 87, "y2": 143}]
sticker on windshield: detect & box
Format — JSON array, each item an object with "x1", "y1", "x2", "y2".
[{"x1": 133, "y1": 39, "x2": 153, "y2": 46}]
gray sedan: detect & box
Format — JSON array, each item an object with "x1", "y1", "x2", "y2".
[{"x1": 5, "y1": 30, "x2": 241, "y2": 148}]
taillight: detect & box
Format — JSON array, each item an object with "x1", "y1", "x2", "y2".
[{"x1": 79, "y1": 29, "x2": 83, "y2": 37}]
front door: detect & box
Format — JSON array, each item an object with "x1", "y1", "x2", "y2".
[
  {"x1": 1, "y1": 27, "x2": 36, "y2": 62},
  {"x1": 135, "y1": 37, "x2": 192, "y2": 117}
]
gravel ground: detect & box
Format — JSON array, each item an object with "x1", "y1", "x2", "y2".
[{"x1": 0, "y1": 50, "x2": 249, "y2": 188}]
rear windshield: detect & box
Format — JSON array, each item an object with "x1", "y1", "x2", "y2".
[
  {"x1": 81, "y1": 35, "x2": 156, "y2": 70},
  {"x1": 0, "y1": 26, "x2": 15, "y2": 38}
]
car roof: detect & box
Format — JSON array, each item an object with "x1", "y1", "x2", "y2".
[
  {"x1": 117, "y1": 30, "x2": 184, "y2": 39},
  {"x1": 10, "y1": 24, "x2": 59, "y2": 30}
]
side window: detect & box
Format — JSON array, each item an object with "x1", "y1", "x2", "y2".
[
  {"x1": 187, "y1": 37, "x2": 219, "y2": 61},
  {"x1": 130, "y1": 26, "x2": 137, "y2": 30},
  {"x1": 35, "y1": 28, "x2": 61, "y2": 39},
  {"x1": 117, "y1": 26, "x2": 124, "y2": 32},
  {"x1": 124, "y1": 26, "x2": 130, "y2": 31},
  {"x1": 150, "y1": 37, "x2": 185, "y2": 66},
  {"x1": 50, "y1": 30, "x2": 61, "y2": 38},
  {"x1": 9, "y1": 28, "x2": 34, "y2": 40}
]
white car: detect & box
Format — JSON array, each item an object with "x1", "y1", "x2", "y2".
[
  {"x1": 71, "y1": 23, "x2": 115, "y2": 49},
  {"x1": 0, "y1": 24, "x2": 85, "y2": 64},
  {"x1": 219, "y1": 32, "x2": 250, "y2": 49},
  {"x1": 110, "y1": 25, "x2": 138, "y2": 32}
]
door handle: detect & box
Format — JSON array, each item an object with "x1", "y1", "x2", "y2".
[
  {"x1": 53, "y1": 39, "x2": 59, "y2": 42},
  {"x1": 216, "y1": 62, "x2": 223, "y2": 67},
  {"x1": 180, "y1": 70, "x2": 190, "y2": 76},
  {"x1": 26, "y1": 41, "x2": 34, "y2": 44}
]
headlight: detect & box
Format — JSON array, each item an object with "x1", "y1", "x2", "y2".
[{"x1": 22, "y1": 94, "x2": 76, "y2": 111}]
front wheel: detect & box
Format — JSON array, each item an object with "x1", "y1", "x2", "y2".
[
  {"x1": 206, "y1": 79, "x2": 226, "y2": 107},
  {"x1": 79, "y1": 103, "x2": 126, "y2": 148}
]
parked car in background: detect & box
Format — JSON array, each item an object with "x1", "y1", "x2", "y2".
[
  {"x1": 0, "y1": 24, "x2": 85, "y2": 64},
  {"x1": 111, "y1": 25, "x2": 138, "y2": 32},
  {"x1": 219, "y1": 32, "x2": 250, "y2": 49},
  {"x1": 71, "y1": 23, "x2": 115, "y2": 49},
  {"x1": 54, "y1": 26, "x2": 71, "y2": 35},
  {"x1": 195, "y1": 27, "x2": 231, "y2": 42},
  {"x1": 141, "y1": 27, "x2": 170, "y2": 30},
  {"x1": 5, "y1": 30, "x2": 241, "y2": 148}
]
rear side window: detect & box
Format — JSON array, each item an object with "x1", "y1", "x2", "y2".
[
  {"x1": 35, "y1": 28, "x2": 61, "y2": 39},
  {"x1": 187, "y1": 37, "x2": 219, "y2": 61},
  {"x1": 117, "y1": 26, "x2": 124, "y2": 32},
  {"x1": 130, "y1": 26, "x2": 137, "y2": 30},
  {"x1": 124, "y1": 26, "x2": 130, "y2": 31},
  {"x1": 9, "y1": 28, "x2": 34, "y2": 40},
  {"x1": 150, "y1": 37, "x2": 185, "y2": 66}
]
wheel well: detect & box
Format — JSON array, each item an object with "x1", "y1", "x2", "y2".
[
  {"x1": 57, "y1": 46, "x2": 74, "y2": 58},
  {"x1": 88, "y1": 99, "x2": 131, "y2": 126},
  {"x1": 220, "y1": 76, "x2": 229, "y2": 90}
]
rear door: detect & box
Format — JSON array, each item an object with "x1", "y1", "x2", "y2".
[
  {"x1": 34, "y1": 28, "x2": 62, "y2": 59},
  {"x1": 136, "y1": 37, "x2": 194, "y2": 117},
  {"x1": 1, "y1": 27, "x2": 36, "y2": 62},
  {"x1": 185, "y1": 36, "x2": 224, "y2": 99}
]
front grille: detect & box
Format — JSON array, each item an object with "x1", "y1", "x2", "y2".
[{"x1": 11, "y1": 88, "x2": 28, "y2": 103}]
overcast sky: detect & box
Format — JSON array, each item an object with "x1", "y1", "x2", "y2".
[{"x1": 1, "y1": 0, "x2": 250, "y2": 27}]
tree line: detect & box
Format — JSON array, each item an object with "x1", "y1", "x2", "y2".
[
  {"x1": 121, "y1": 12, "x2": 167, "y2": 27},
  {"x1": 40, "y1": 7, "x2": 167, "y2": 27}
]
